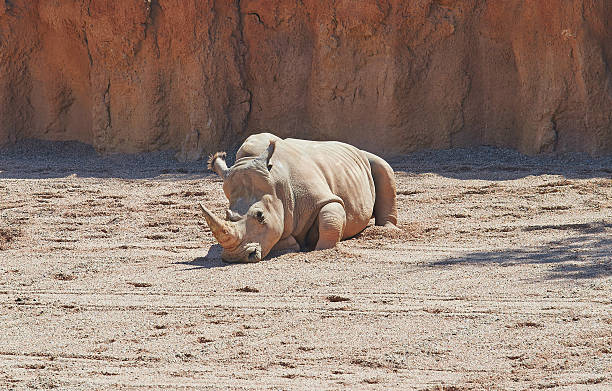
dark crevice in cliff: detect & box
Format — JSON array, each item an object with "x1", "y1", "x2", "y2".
[
  {"x1": 205, "y1": 3, "x2": 218, "y2": 46},
  {"x1": 234, "y1": 0, "x2": 253, "y2": 134},
  {"x1": 330, "y1": 0, "x2": 340, "y2": 47},
  {"x1": 44, "y1": 88, "x2": 75, "y2": 134},
  {"x1": 3, "y1": 0, "x2": 14, "y2": 16},
  {"x1": 149, "y1": 74, "x2": 170, "y2": 149},
  {"x1": 450, "y1": 70, "x2": 472, "y2": 148},
  {"x1": 138, "y1": 0, "x2": 161, "y2": 58},
  {"x1": 82, "y1": 30, "x2": 93, "y2": 68},
  {"x1": 81, "y1": 0, "x2": 92, "y2": 77},
  {"x1": 103, "y1": 80, "x2": 111, "y2": 131},
  {"x1": 243, "y1": 89, "x2": 253, "y2": 129},
  {"x1": 549, "y1": 113, "x2": 559, "y2": 152}
]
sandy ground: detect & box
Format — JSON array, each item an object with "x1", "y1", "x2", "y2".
[{"x1": 0, "y1": 140, "x2": 611, "y2": 390}]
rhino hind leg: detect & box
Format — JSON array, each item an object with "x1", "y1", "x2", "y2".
[
  {"x1": 365, "y1": 152, "x2": 398, "y2": 227},
  {"x1": 314, "y1": 202, "x2": 346, "y2": 250}
]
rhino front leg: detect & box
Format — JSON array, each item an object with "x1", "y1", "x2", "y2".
[
  {"x1": 315, "y1": 202, "x2": 346, "y2": 250},
  {"x1": 271, "y1": 235, "x2": 300, "y2": 253}
]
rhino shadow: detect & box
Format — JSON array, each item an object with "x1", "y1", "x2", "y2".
[
  {"x1": 177, "y1": 242, "x2": 302, "y2": 270},
  {"x1": 176, "y1": 244, "x2": 232, "y2": 269}
]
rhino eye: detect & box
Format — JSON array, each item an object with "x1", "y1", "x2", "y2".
[{"x1": 255, "y1": 211, "x2": 265, "y2": 223}]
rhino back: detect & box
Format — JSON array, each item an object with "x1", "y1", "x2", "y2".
[{"x1": 275, "y1": 138, "x2": 376, "y2": 239}]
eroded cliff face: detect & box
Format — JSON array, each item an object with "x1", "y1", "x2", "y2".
[{"x1": 1, "y1": 0, "x2": 611, "y2": 159}]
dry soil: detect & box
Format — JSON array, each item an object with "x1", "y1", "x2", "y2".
[{"x1": 0, "y1": 141, "x2": 611, "y2": 390}]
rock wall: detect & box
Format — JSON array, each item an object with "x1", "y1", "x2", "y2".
[{"x1": 1, "y1": 0, "x2": 612, "y2": 159}]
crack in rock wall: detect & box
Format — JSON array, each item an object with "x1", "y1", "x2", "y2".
[{"x1": 1, "y1": 0, "x2": 611, "y2": 159}]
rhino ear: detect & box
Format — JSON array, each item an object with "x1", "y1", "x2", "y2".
[
  {"x1": 207, "y1": 152, "x2": 229, "y2": 179},
  {"x1": 263, "y1": 140, "x2": 276, "y2": 171}
]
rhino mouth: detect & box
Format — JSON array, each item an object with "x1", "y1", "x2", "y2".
[
  {"x1": 247, "y1": 247, "x2": 261, "y2": 263},
  {"x1": 221, "y1": 242, "x2": 262, "y2": 263}
]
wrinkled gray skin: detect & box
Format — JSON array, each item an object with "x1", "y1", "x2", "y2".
[{"x1": 201, "y1": 133, "x2": 398, "y2": 263}]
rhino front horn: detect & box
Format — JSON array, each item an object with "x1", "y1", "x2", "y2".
[{"x1": 198, "y1": 203, "x2": 238, "y2": 247}]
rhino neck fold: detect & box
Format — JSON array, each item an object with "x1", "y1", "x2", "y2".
[{"x1": 271, "y1": 162, "x2": 294, "y2": 241}]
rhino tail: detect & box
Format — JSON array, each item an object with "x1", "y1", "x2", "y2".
[
  {"x1": 364, "y1": 151, "x2": 398, "y2": 227},
  {"x1": 207, "y1": 152, "x2": 229, "y2": 179}
]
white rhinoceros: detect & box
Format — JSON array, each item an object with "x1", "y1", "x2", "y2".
[{"x1": 200, "y1": 133, "x2": 397, "y2": 263}]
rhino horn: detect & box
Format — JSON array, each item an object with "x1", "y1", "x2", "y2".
[{"x1": 199, "y1": 203, "x2": 238, "y2": 247}]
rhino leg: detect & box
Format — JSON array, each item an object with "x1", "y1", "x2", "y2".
[
  {"x1": 365, "y1": 152, "x2": 398, "y2": 227},
  {"x1": 315, "y1": 202, "x2": 346, "y2": 250},
  {"x1": 271, "y1": 235, "x2": 300, "y2": 253}
]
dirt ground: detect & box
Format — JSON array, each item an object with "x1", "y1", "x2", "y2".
[{"x1": 0, "y1": 141, "x2": 611, "y2": 390}]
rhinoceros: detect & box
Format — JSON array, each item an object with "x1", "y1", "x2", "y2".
[{"x1": 200, "y1": 133, "x2": 397, "y2": 263}]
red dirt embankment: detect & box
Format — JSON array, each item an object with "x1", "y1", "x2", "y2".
[{"x1": 1, "y1": 1, "x2": 612, "y2": 159}]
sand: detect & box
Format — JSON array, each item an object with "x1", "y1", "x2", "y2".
[{"x1": 0, "y1": 140, "x2": 610, "y2": 390}]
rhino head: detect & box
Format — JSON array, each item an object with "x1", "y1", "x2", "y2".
[{"x1": 200, "y1": 142, "x2": 286, "y2": 263}]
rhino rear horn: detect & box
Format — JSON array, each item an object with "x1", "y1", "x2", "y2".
[
  {"x1": 199, "y1": 203, "x2": 238, "y2": 247},
  {"x1": 207, "y1": 152, "x2": 229, "y2": 179}
]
